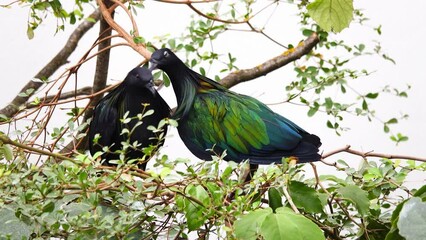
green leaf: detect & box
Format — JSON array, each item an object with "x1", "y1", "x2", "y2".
[
  {"x1": 386, "y1": 199, "x2": 407, "y2": 240},
  {"x1": 362, "y1": 99, "x2": 368, "y2": 110},
  {"x1": 0, "y1": 207, "x2": 32, "y2": 239},
  {"x1": 205, "y1": 182, "x2": 223, "y2": 205},
  {"x1": 397, "y1": 197, "x2": 426, "y2": 240},
  {"x1": 1, "y1": 144, "x2": 13, "y2": 160},
  {"x1": 307, "y1": 106, "x2": 318, "y2": 117},
  {"x1": 288, "y1": 181, "x2": 324, "y2": 213},
  {"x1": 384, "y1": 124, "x2": 390, "y2": 133},
  {"x1": 324, "y1": 97, "x2": 333, "y2": 110},
  {"x1": 168, "y1": 38, "x2": 176, "y2": 49},
  {"x1": 234, "y1": 208, "x2": 272, "y2": 240},
  {"x1": 181, "y1": 185, "x2": 210, "y2": 231},
  {"x1": 307, "y1": 0, "x2": 354, "y2": 33},
  {"x1": 337, "y1": 185, "x2": 370, "y2": 216},
  {"x1": 63, "y1": 202, "x2": 92, "y2": 217},
  {"x1": 162, "y1": 72, "x2": 170, "y2": 87},
  {"x1": 42, "y1": 201, "x2": 55, "y2": 213},
  {"x1": 268, "y1": 188, "x2": 283, "y2": 213},
  {"x1": 387, "y1": 118, "x2": 398, "y2": 124},
  {"x1": 261, "y1": 207, "x2": 325, "y2": 240},
  {"x1": 133, "y1": 36, "x2": 145, "y2": 44},
  {"x1": 142, "y1": 109, "x2": 154, "y2": 118},
  {"x1": 414, "y1": 185, "x2": 426, "y2": 198},
  {"x1": 366, "y1": 92, "x2": 379, "y2": 99},
  {"x1": 326, "y1": 120, "x2": 334, "y2": 129},
  {"x1": 27, "y1": 25, "x2": 34, "y2": 39}
]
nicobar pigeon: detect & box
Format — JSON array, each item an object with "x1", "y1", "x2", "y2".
[
  {"x1": 149, "y1": 48, "x2": 321, "y2": 173},
  {"x1": 88, "y1": 67, "x2": 170, "y2": 170}
]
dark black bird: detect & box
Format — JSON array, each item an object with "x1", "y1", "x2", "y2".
[
  {"x1": 88, "y1": 67, "x2": 170, "y2": 170},
  {"x1": 149, "y1": 48, "x2": 321, "y2": 168}
]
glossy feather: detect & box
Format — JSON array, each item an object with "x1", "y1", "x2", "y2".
[
  {"x1": 88, "y1": 67, "x2": 170, "y2": 170},
  {"x1": 150, "y1": 49, "x2": 321, "y2": 164}
]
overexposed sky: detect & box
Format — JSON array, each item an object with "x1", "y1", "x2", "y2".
[{"x1": 0, "y1": 1, "x2": 425, "y2": 186}]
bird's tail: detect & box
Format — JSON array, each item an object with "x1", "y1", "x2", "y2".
[
  {"x1": 301, "y1": 133, "x2": 322, "y2": 148},
  {"x1": 292, "y1": 133, "x2": 322, "y2": 163},
  {"x1": 291, "y1": 141, "x2": 321, "y2": 163}
]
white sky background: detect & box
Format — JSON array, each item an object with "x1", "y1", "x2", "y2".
[{"x1": 0, "y1": 1, "x2": 425, "y2": 187}]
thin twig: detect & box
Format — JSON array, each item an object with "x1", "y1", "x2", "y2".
[
  {"x1": 0, "y1": 133, "x2": 77, "y2": 163},
  {"x1": 155, "y1": 0, "x2": 218, "y2": 4},
  {"x1": 96, "y1": 0, "x2": 151, "y2": 59},
  {"x1": 322, "y1": 145, "x2": 426, "y2": 162},
  {"x1": 220, "y1": 33, "x2": 319, "y2": 88},
  {"x1": 0, "y1": 9, "x2": 101, "y2": 119},
  {"x1": 282, "y1": 186, "x2": 300, "y2": 214}
]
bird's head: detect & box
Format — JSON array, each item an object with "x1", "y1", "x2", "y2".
[
  {"x1": 149, "y1": 48, "x2": 180, "y2": 71},
  {"x1": 124, "y1": 67, "x2": 156, "y2": 94}
]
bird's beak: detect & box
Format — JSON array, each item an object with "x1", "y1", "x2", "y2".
[
  {"x1": 147, "y1": 80, "x2": 156, "y2": 94},
  {"x1": 149, "y1": 62, "x2": 158, "y2": 71}
]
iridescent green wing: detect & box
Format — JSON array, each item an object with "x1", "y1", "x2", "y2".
[
  {"x1": 183, "y1": 90, "x2": 307, "y2": 160},
  {"x1": 183, "y1": 91, "x2": 271, "y2": 159}
]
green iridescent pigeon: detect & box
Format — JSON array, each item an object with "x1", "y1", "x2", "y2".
[{"x1": 149, "y1": 48, "x2": 321, "y2": 165}]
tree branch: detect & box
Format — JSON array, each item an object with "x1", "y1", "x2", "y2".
[
  {"x1": 61, "y1": 0, "x2": 116, "y2": 154},
  {"x1": 96, "y1": 0, "x2": 151, "y2": 59},
  {"x1": 220, "y1": 33, "x2": 319, "y2": 89},
  {"x1": 322, "y1": 145, "x2": 426, "y2": 162},
  {"x1": 0, "y1": 9, "x2": 101, "y2": 120},
  {"x1": 155, "y1": 0, "x2": 219, "y2": 4},
  {"x1": 187, "y1": 3, "x2": 249, "y2": 24},
  {"x1": 0, "y1": 133, "x2": 77, "y2": 163},
  {"x1": 24, "y1": 86, "x2": 95, "y2": 109}
]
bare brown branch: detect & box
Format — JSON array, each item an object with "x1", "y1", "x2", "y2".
[
  {"x1": 61, "y1": 0, "x2": 116, "y2": 154},
  {"x1": 322, "y1": 145, "x2": 426, "y2": 162},
  {"x1": 96, "y1": 0, "x2": 151, "y2": 59},
  {"x1": 0, "y1": 9, "x2": 101, "y2": 120},
  {"x1": 0, "y1": 133, "x2": 77, "y2": 163},
  {"x1": 25, "y1": 85, "x2": 111, "y2": 109},
  {"x1": 220, "y1": 33, "x2": 319, "y2": 88},
  {"x1": 187, "y1": 3, "x2": 249, "y2": 24},
  {"x1": 155, "y1": 0, "x2": 218, "y2": 4}
]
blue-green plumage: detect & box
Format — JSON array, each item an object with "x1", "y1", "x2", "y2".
[{"x1": 150, "y1": 49, "x2": 321, "y2": 164}]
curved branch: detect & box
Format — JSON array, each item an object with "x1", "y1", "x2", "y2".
[
  {"x1": 112, "y1": 0, "x2": 139, "y2": 36},
  {"x1": 220, "y1": 33, "x2": 319, "y2": 88},
  {"x1": 322, "y1": 145, "x2": 426, "y2": 162},
  {"x1": 187, "y1": 3, "x2": 249, "y2": 24},
  {"x1": 61, "y1": 0, "x2": 116, "y2": 154},
  {"x1": 25, "y1": 86, "x2": 96, "y2": 109},
  {"x1": 155, "y1": 0, "x2": 218, "y2": 3},
  {"x1": 0, "y1": 9, "x2": 101, "y2": 120},
  {"x1": 0, "y1": 133, "x2": 77, "y2": 163},
  {"x1": 96, "y1": 0, "x2": 151, "y2": 59},
  {"x1": 246, "y1": 21, "x2": 287, "y2": 48}
]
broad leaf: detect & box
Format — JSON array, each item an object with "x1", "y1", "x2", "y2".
[
  {"x1": 288, "y1": 181, "x2": 324, "y2": 213},
  {"x1": 397, "y1": 197, "x2": 426, "y2": 240},
  {"x1": 337, "y1": 184, "x2": 370, "y2": 216},
  {"x1": 261, "y1": 207, "x2": 324, "y2": 240},
  {"x1": 0, "y1": 207, "x2": 32, "y2": 239},
  {"x1": 178, "y1": 185, "x2": 210, "y2": 231},
  {"x1": 234, "y1": 208, "x2": 272, "y2": 240},
  {"x1": 268, "y1": 187, "x2": 283, "y2": 213},
  {"x1": 307, "y1": 0, "x2": 354, "y2": 33},
  {"x1": 414, "y1": 184, "x2": 426, "y2": 199},
  {"x1": 385, "y1": 198, "x2": 407, "y2": 240}
]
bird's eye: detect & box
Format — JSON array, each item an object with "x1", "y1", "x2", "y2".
[{"x1": 163, "y1": 51, "x2": 169, "y2": 58}]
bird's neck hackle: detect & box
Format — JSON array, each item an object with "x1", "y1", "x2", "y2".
[
  {"x1": 163, "y1": 62, "x2": 198, "y2": 119},
  {"x1": 164, "y1": 58, "x2": 227, "y2": 119}
]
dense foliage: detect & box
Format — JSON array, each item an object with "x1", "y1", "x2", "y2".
[{"x1": 0, "y1": 0, "x2": 424, "y2": 239}]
